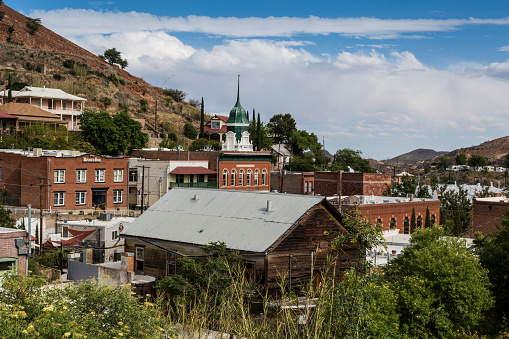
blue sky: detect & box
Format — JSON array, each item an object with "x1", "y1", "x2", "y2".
[{"x1": 9, "y1": 0, "x2": 509, "y2": 159}]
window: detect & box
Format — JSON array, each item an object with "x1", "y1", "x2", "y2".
[
  {"x1": 176, "y1": 174, "x2": 184, "y2": 184},
  {"x1": 113, "y1": 169, "x2": 123, "y2": 183},
  {"x1": 222, "y1": 169, "x2": 228, "y2": 186},
  {"x1": 231, "y1": 170, "x2": 236, "y2": 186},
  {"x1": 129, "y1": 169, "x2": 138, "y2": 182},
  {"x1": 377, "y1": 218, "x2": 382, "y2": 227},
  {"x1": 417, "y1": 216, "x2": 422, "y2": 228},
  {"x1": 262, "y1": 169, "x2": 267, "y2": 185},
  {"x1": 113, "y1": 190, "x2": 123, "y2": 203},
  {"x1": 135, "y1": 247, "x2": 144, "y2": 272},
  {"x1": 0, "y1": 258, "x2": 18, "y2": 275},
  {"x1": 404, "y1": 217, "x2": 409, "y2": 234},
  {"x1": 246, "y1": 169, "x2": 251, "y2": 186},
  {"x1": 167, "y1": 252, "x2": 176, "y2": 276},
  {"x1": 309, "y1": 181, "x2": 313, "y2": 193},
  {"x1": 239, "y1": 169, "x2": 244, "y2": 186},
  {"x1": 62, "y1": 102, "x2": 67, "y2": 110},
  {"x1": 198, "y1": 174, "x2": 205, "y2": 183},
  {"x1": 54, "y1": 192, "x2": 65, "y2": 206},
  {"x1": 95, "y1": 169, "x2": 105, "y2": 183},
  {"x1": 304, "y1": 181, "x2": 308, "y2": 193},
  {"x1": 0, "y1": 167, "x2": 3, "y2": 181},
  {"x1": 431, "y1": 214, "x2": 436, "y2": 225},
  {"x1": 112, "y1": 230, "x2": 119, "y2": 240},
  {"x1": 189, "y1": 174, "x2": 194, "y2": 183},
  {"x1": 211, "y1": 121, "x2": 220, "y2": 129},
  {"x1": 75, "y1": 191, "x2": 86, "y2": 205},
  {"x1": 54, "y1": 169, "x2": 65, "y2": 184},
  {"x1": 254, "y1": 170, "x2": 259, "y2": 186},
  {"x1": 390, "y1": 218, "x2": 396, "y2": 229},
  {"x1": 76, "y1": 169, "x2": 87, "y2": 183}
]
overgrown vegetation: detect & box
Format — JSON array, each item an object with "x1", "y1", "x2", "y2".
[{"x1": 26, "y1": 17, "x2": 42, "y2": 35}]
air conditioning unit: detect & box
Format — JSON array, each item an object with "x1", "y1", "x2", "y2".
[{"x1": 99, "y1": 213, "x2": 112, "y2": 221}]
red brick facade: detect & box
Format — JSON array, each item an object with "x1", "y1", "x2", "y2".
[
  {"x1": 271, "y1": 171, "x2": 315, "y2": 195},
  {"x1": 0, "y1": 228, "x2": 28, "y2": 276},
  {"x1": 314, "y1": 171, "x2": 391, "y2": 197},
  {"x1": 219, "y1": 152, "x2": 272, "y2": 191},
  {"x1": 470, "y1": 198, "x2": 509, "y2": 236},
  {"x1": 0, "y1": 151, "x2": 128, "y2": 210},
  {"x1": 344, "y1": 200, "x2": 441, "y2": 233}
]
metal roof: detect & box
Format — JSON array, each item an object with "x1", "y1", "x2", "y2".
[
  {"x1": 1, "y1": 86, "x2": 86, "y2": 101},
  {"x1": 122, "y1": 188, "x2": 325, "y2": 253}
]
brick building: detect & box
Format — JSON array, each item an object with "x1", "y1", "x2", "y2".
[
  {"x1": 314, "y1": 171, "x2": 391, "y2": 197},
  {"x1": 271, "y1": 171, "x2": 314, "y2": 195},
  {"x1": 0, "y1": 227, "x2": 29, "y2": 276},
  {"x1": 470, "y1": 197, "x2": 509, "y2": 236},
  {"x1": 342, "y1": 195, "x2": 441, "y2": 234},
  {"x1": 0, "y1": 149, "x2": 128, "y2": 210},
  {"x1": 219, "y1": 152, "x2": 272, "y2": 191}
]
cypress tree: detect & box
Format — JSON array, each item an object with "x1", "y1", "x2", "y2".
[
  {"x1": 7, "y1": 73, "x2": 13, "y2": 103},
  {"x1": 199, "y1": 97, "x2": 204, "y2": 139},
  {"x1": 252, "y1": 109, "x2": 255, "y2": 123},
  {"x1": 425, "y1": 206, "x2": 431, "y2": 228},
  {"x1": 256, "y1": 113, "x2": 261, "y2": 151},
  {"x1": 410, "y1": 207, "x2": 416, "y2": 233}
]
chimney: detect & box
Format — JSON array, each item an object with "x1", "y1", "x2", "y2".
[
  {"x1": 121, "y1": 252, "x2": 134, "y2": 272},
  {"x1": 267, "y1": 200, "x2": 272, "y2": 212}
]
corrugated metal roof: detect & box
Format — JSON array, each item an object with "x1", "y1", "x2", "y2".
[
  {"x1": 170, "y1": 166, "x2": 217, "y2": 175},
  {"x1": 122, "y1": 188, "x2": 324, "y2": 253}
]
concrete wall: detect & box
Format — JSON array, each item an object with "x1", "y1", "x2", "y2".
[{"x1": 67, "y1": 258, "x2": 98, "y2": 282}]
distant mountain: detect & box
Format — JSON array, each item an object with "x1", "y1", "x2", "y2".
[
  {"x1": 384, "y1": 148, "x2": 449, "y2": 166},
  {"x1": 447, "y1": 136, "x2": 509, "y2": 162}
]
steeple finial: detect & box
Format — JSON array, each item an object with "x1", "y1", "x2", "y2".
[{"x1": 236, "y1": 73, "x2": 241, "y2": 106}]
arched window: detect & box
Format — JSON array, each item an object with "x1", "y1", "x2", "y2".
[
  {"x1": 254, "y1": 169, "x2": 259, "y2": 185},
  {"x1": 404, "y1": 217, "x2": 409, "y2": 234},
  {"x1": 231, "y1": 169, "x2": 236, "y2": 186},
  {"x1": 377, "y1": 218, "x2": 382, "y2": 227},
  {"x1": 417, "y1": 216, "x2": 422, "y2": 228},
  {"x1": 247, "y1": 169, "x2": 252, "y2": 186},
  {"x1": 222, "y1": 169, "x2": 228, "y2": 186},
  {"x1": 262, "y1": 169, "x2": 267, "y2": 185},
  {"x1": 390, "y1": 218, "x2": 396, "y2": 229},
  {"x1": 239, "y1": 169, "x2": 244, "y2": 186},
  {"x1": 431, "y1": 214, "x2": 436, "y2": 226}
]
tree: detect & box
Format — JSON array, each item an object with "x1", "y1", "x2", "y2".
[
  {"x1": 0, "y1": 11, "x2": 5, "y2": 22},
  {"x1": 441, "y1": 187, "x2": 472, "y2": 235},
  {"x1": 0, "y1": 205, "x2": 15, "y2": 228},
  {"x1": 189, "y1": 138, "x2": 221, "y2": 151},
  {"x1": 410, "y1": 207, "x2": 416, "y2": 233},
  {"x1": 285, "y1": 153, "x2": 316, "y2": 172},
  {"x1": 424, "y1": 206, "x2": 431, "y2": 228},
  {"x1": 26, "y1": 17, "x2": 42, "y2": 35},
  {"x1": 159, "y1": 138, "x2": 177, "y2": 149},
  {"x1": 183, "y1": 122, "x2": 198, "y2": 139},
  {"x1": 199, "y1": 97, "x2": 205, "y2": 139},
  {"x1": 438, "y1": 155, "x2": 452, "y2": 170},
  {"x1": 456, "y1": 153, "x2": 467, "y2": 165},
  {"x1": 468, "y1": 153, "x2": 488, "y2": 168},
  {"x1": 163, "y1": 88, "x2": 186, "y2": 102},
  {"x1": 267, "y1": 113, "x2": 296, "y2": 144},
  {"x1": 385, "y1": 226, "x2": 493, "y2": 338},
  {"x1": 475, "y1": 215, "x2": 509, "y2": 334},
  {"x1": 330, "y1": 148, "x2": 373, "y2": 173},
  {"x1": 98, "y1": 47, "x2": 128, "y2": 69},
  {"x1": 79, "y1": 111, "x2": 147, "y2": 155}
]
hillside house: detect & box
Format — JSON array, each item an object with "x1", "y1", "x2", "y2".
[
  {"x1": 203, "y1": 115, "x2": 228, "y2": 141},
  {"x1": 121, "y1": 188, "x2": 359, "y2": 292},
  {"x1": 0, "y1": 103, "x2": 69, "y2": 132},
  {"x1": 0, "y1": 86, "x2": 86, "y2": 130}
]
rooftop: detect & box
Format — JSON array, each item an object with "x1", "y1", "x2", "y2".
[{"x1": 0, "y1": 86, "x2": 86, "y2": 102}]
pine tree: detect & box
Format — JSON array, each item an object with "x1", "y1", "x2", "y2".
[
  {"x1": 256, "y1": 113, "x2": 261, "y2": 151},
  {"x1": 7, "y1": 73, "x2": 13, "y2": 103},
  {"x1": 35, "y1": 224, "x2": 39, "y2": 242},
  {"x1": 199, "y1": 97, "x2": 204, "y2": 139},
  {"x1": 410, "y1": 207, "x2": 416, "y2": 233},
  {"x1": 425, "y1": 206, "x2": 431, "y2": 228},
  {"x1": 252, "y1": 109, "x2": 255, "y2": 123}
]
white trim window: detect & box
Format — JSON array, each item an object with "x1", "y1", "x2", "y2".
[
  {"x1": 239, "y1": 169, "x2": 244, "y2": 186},
  {"x1": 76, "y1": 169, "x2": 87, "y2": 183},
  {"x1": 254, "y1": 169, "x2": 259, "y2": 186},
  {"x1": 54, "y1": 169, "x2": 65, "y2": 184},
  {"x1": 222, "y1": 169, "x2": 228, "y2": 186},
  {"x1": 75, "y1": 191, "x2": 86, "y2": 205},
  {"x1": 230, "y1": 169, "x2": 236, "y2": 186},
  {"x1": 95, "y1": 169, "x2": 105, "y2": 183},
  {"x1": 113, "y1": 169, "x2": 123, "y2": 183},
  {"x1": 54, "y1": 192, "x2": 65, "y2": 206},
  {"x1": 262, "y1": 169, "x2": 267, "y2": 185},
  {"x1": 113, "y1": 189, "x2": 123, "y2": 203},
  {"x1": 247, "y1": 169, "x2": 252, "y2": 186}
]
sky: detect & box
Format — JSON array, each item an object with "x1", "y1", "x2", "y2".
[{"x1": 9, "y1": 0, "x2": 509, "y2": 159}]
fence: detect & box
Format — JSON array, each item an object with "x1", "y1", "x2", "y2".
[{"x1": 5, "y1": 206, "x2": 140, "y2": 218}]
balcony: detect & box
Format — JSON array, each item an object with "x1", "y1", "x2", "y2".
[
  {"x1": 45, "y1": 109, "x2": 82, "y2": 116},
  {"x1": 170, "y1": 181, "x2": 218, "y2": 189}
]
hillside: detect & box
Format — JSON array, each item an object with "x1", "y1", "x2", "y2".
[
  {"x1": 0, "y1": 3, "x2": 201, "y2": 146},
  {"x1": 383, "y1": 148, "x2": 448, "y2": 166},
  {"x1": 447, "y1": 136, "x2": 509, "y2": 163}
]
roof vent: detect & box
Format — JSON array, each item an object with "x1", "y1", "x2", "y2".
[
  {"x1": 267, "y1": 200, "x2": 272, "y2": 212},
  {"x1": 194, "y1": 194, "x2": 199, "y2": 201}
]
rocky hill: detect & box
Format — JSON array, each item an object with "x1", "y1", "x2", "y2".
[
  {"x1": 383, "y1": 148, "x2": 448, "y2": 166},
  {"x1": 0, "y1": 3, "x2": 200, "y2": 146},
  {"x1": 447, "y1": 136, "x2": 509, "y2": 163}
]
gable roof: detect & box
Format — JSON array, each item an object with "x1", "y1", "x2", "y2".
[
  {"x1": 0, "y1": 109, "x2": 17, "y2": 119},
  {"x1": 122, "y1": 188, "x2": 325, "y2": 253},
  {"x1": 170, "y1": 166, "x2": 217, "y2": 175},
  {"x1": 0, "y1": 86, "x2": 86, "y2": 101},
  {"x1": 0, "y1": 103, "x2": 68, "y2": 124}
]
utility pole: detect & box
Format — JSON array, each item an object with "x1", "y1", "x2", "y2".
[
  {"x1": 30, "y1": 177, "x2": 50, "y2": 251},
  {"x1": 322, "y1": 136, "x2": 325, "y2": 170},
  {"x1": 139, "y1": 165, "x2": 150, "y2": 214},
  {"x1": 154, "y1": 101, "x2": 158, "y2": 132}
]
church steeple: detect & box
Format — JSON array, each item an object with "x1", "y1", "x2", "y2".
[
  {"x1": 235, "y1": 74, "x2": 241, "y2": 107},
  {"x1": 226, "y1": 74, "x2": 249, "y2": 141}
]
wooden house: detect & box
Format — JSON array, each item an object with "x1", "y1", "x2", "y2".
[{"x1": 121, "y1": 188, "x2": 358, "y2": 292}]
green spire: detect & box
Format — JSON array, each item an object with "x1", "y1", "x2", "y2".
[{"x1": 227, "y1": 74, "x2": 249, "y2": 141}]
